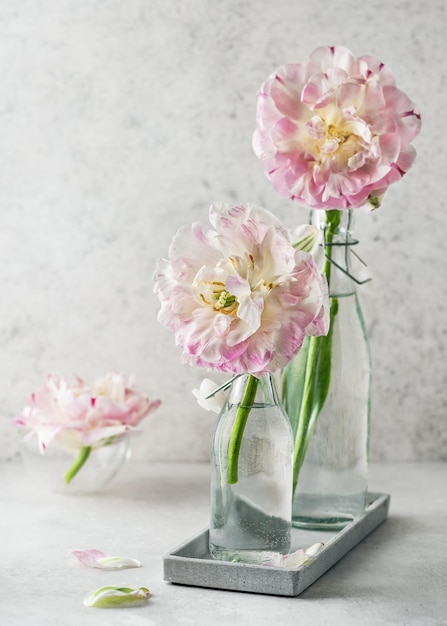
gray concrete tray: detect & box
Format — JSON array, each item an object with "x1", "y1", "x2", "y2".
[{"x1": 163, "y1": 492, "x2": 390, "y2": 597}]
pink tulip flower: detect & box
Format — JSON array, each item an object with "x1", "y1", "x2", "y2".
[
  {"x1": 253, "y1": 46, "x2": 421, "y2": 209},
  {"x1": 15, "y1": 372, "x2": 161, "y2": 454}
]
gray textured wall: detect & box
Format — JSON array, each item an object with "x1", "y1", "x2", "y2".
[{"x1": 1, "y1": 1, "x2": 445, "y2": 461}]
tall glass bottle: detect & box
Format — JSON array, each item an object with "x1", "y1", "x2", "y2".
[
  {"x1": 282, "y1": 209, "x2": 371, "y2": 530},
  {"x1": 209, "y1": 373, "x2": 293, "y2": 563}
]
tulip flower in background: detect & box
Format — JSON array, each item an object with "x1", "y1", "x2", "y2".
[{"x1": 14, "y1": 372, "x2": 161, "y2": 484}]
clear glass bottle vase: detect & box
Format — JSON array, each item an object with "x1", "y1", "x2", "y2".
[
  {"x1": 209, "y1": 373, "x2": 293, "y2": 563},
  {"x1": 282, "y1": 209, "x2": 371, "y2": 530}
]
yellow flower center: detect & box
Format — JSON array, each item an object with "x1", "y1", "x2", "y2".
[
  {"x1": 327, "y1": 123, "x2": 351, "y2": 145},
  {"x1": 305, "y1": 110, "x2": 368, "y2": 169},
  {"x1": 213, "y1": 290, "x2": 237, "y2": 310},
  {"x1": 200, "y1": 281, "x2": 238, "y2": 315}
]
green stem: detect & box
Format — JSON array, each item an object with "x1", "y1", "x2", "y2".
[
  {"x1": 227, "y1": 375, "x2": 259, "y2": 485},
  {"x1": 64, "y1": 446, "x2": 92, "y2": 484},
  {"x1": 290, "y1": 209, "x2": 341, "y2": 494},
  {"x1": 292, "y1": 335, "x2": 320, "y2": 492},
  {"x1": 292, "y1": 298, "x2": 339, "y2": 493},
  {"x1": 323, "y1": 209, "x2": 342, "y2": 281}
]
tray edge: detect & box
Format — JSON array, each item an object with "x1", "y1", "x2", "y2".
[{"x1": 163, "y1": 492, "x2": 391, "y2": 597}]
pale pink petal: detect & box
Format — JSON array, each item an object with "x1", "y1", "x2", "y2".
[
  {"x1": 81, "y1": 425, "x2": 130, "y2": 446},
  {"x1": 263, "y1": 542, "x2": 324, "y2": 568},
  {"x1": 70, "y1": 549, "x2": 142, "y2": 570}
]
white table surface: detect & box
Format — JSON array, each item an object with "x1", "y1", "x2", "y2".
[{"x1": 1, "y1": 460, "x2": 446, "y2": 626}]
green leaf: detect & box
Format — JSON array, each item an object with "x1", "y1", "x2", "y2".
[
  {"x1": 281, "y1": 338, "x2": 310, "y2": 440},
  {"x1": 283, "y1": 297, "x2": 339, "y2": 494}
]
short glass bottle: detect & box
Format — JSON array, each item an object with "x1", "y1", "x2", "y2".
[{"x1": 209, "y1": 373, "x2": 293, "y2": 563}]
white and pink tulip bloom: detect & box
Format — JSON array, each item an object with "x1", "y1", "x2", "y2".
[
  {"x1": 14, "y1": 373, "x2": 161, "y2": 454},
  {"x1": 253, "y1": 46, "x2": 421, "y2": 209},
  {"x1": 154, "y1": 203, "x2": 329, "y2": 377}
]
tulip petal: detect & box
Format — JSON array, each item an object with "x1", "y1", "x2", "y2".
[
  {"x1": 192, "y1": 378, "x2": 229, "y2": 414},
  {"x1": 262, "y1": 542, "x2": 324, "y2": 568},
  {"x1": 83, "y1": 586, "x2": 151, "y2": 608},
  {"x1": 71, "y1": 549, "x2": 142, "y2": 570}
]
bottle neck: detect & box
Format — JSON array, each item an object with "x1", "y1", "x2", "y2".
[
  {"x1": 311, "y1": 209, "x2": 357, "y2": 297},
  {"x1": 228, "y1": 373, "x2": 278, "y2": 408}
]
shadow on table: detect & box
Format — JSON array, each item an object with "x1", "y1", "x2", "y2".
[{"x1": 101, "y1": 461, "x2": 210, "y2": 505}]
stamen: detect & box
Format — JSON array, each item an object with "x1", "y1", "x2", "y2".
[{"x1": 214, "y1": 290, "x2": 237, "y2": 310}]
